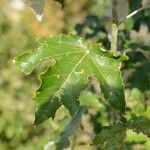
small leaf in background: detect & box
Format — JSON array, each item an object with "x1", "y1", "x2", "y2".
[
  {"x1": 126, "y1": 130, "x2": 149, "y2": 143},
  {"x1": 129, "y1": 63, "x2": 150, "y2": 92},
  {"x1": 94, "y1": 123, "x2": 127, "y2": 150},
  {"x1": 130, "y1": 88, "x2": 145, "y2": 102},
  {"x1": 56, "y1": 106, "x2": 86, "y2": 150},
  {"x1": 129, "y1": 88, "x2": 145, "y2": 114},
  {"x1": 124, "y1": 18, "x2": 134, "y2": 31},
  {"x1": 30, "y1": 0, "x2": 45, "y2": 21},
  {"x1": 127, "y1": 116, "x2": 150, "y2": 137},
  {"x1": 14, "y1": 34, "x2": 127, "y2": 125},
  {"x1": 79, "y1": 90, "x2": 104, "y2": 111}
]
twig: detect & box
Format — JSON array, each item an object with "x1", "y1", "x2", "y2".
[
  {"x1": 111, "y1": 0, "x2": 119, "y2": 53},
  {"x1": 119, "y1": 5, "x2": 150, "y2": 25},
  {"x1": 111, "y1": 24, "x2": 118, "y2": 53},
  {"x1": 111, "y1": 0, "x2": 123, "y2": 125}
]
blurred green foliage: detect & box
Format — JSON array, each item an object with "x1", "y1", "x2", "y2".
[{"x1": 0, "y1": 0, "x2": 150, "y2": 149}]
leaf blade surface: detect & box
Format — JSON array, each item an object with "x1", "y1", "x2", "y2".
[{"x1": 14, "y1": 34, "x2": 127, "y2": 125}]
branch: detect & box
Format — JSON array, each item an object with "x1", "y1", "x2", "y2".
[
  {"x1": 111, "y1": 0, "x2": 119, "y2": 53},
  {"x1": 112, "y1": 0, "x2": 119, "y2": 25},
  {"x1": 119, "y1": 5, "x2": 150, "y2": 25}
]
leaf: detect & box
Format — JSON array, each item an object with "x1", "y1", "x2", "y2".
[
  {"x1": 79, "y1": 90, "x2": 104, "y2": 110},
  {"x1": 93, "y1": 123, "x2": 127, "y2": 150},
  {"x1": 129, "y1": 63, "x2": 150, "y2": 92},
  {"x1": 124, "y1": 18, "x2": 134, "y2": 31},
  {"x1": 54, "y1": 0, "x2": 65, "y2": 7},
  {"x1": 126, "y1": 130, "x2": 149, "y2": 143},
  {"x1": 130, "y1": 88, "x2": 145, "y2": 102},
  {"x1": 128, "y1": 88, "x2": 145, "y2": 115},
  {"x1": 34, "y1": 98, "x2": 61, "y2": 125},
  {"x1": 56, "y1": 106, "x2": 86, "y2": 150},
  {"x1": 14, "y1": 34, "x2": 127, "y2": 125},
  {"x1": 30, "y1": 0, "x2": 45, "y2": 21},
  {"x1": 127, "y1": 116, "x2": 150, "y2": 137}
]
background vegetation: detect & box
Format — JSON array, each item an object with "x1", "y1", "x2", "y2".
[{"x1": 0, "y1": 0, "x2": 149, "y2": 149}]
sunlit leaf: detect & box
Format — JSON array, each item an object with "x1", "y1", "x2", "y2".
[{"x1": 14, "y1": 34, "x2": 127, "y2": 125}]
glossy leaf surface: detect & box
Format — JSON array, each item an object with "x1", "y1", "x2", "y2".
[{"x1": 14, "y1": 34, "x2": 127, "y2": 125}]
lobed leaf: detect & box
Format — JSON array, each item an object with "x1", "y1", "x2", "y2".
[
  {"x1": 14, "y1": 34, "x2": 127, "y2": 125},
  {"x1": 93, "y1": 123, "x2": 127, "y2": 150},
  {"x1": 127, "y1": 116, "x2": 150, "y2": 137}
]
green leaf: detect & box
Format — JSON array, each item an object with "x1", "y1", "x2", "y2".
[
  {"x1": 130, "y1": 88, "x2": 145, "y2": 102},
  {"x1": 14, "y1": 34, "x2": 127, "y2": 125},
  {"x1": 124, "y1": 18, "x2": 134, "y2": 31},
  {"x1": 79, "y1": 90, "x2": 104, "y2": 110},
  {"x1": 34, "y1": 98, "x2": 61, "y2": 125},
  {"x1": 94, "y1": 123, "x2": 127, "y2": 150},
  {"x1": 129, "y1": 88, "x2": 145, "y2": 115},
  {"x1": 127, "y1": 116, "x2": 150, "y2": 137},
  {"x1": 56, "y1": 106, "x2": 86, "y2": 150},
  {"x1": 126, "y1": 130, "x2": 149, "y2": 143}
]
